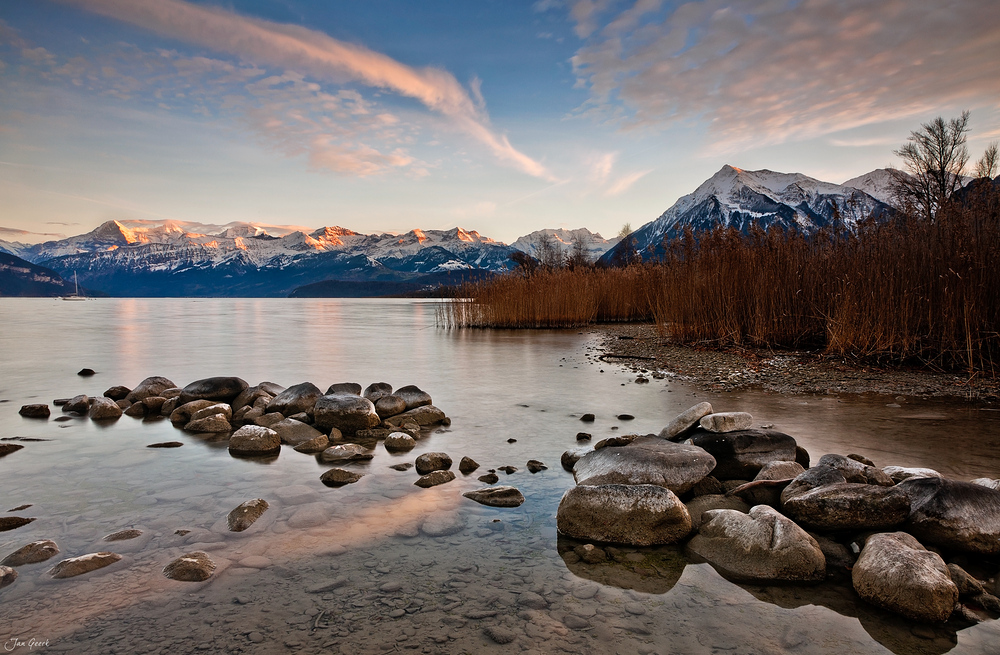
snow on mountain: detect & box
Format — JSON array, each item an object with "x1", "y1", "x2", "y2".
[
  {"x1": 601, "y1": 165, "x2": 893, "y2": 264},
  {"x1": 842, "y1": 169, "x2": 899, "y2": 205},
  {"x1": 510, "y1": 228, "x2": 619, "y2": 262}
]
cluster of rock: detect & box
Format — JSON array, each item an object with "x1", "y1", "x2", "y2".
[{"x1": 557, "y1": 401, "x2": 1000, "y2": 624}]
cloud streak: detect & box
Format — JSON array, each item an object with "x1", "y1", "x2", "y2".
[
  {"x1": 56, "y1": 0, "x2": 552, "y2": 179},
  {"x1": 568, "y1": 0, "x2": 1000, "y2": 151}
]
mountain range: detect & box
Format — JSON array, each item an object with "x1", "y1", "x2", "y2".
[{"x1": 1, "y1": 165, "x2": 905, "y2": 297}]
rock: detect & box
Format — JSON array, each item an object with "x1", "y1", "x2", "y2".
[
  {"x1": 576, "y1": 432, "x2": 592, "y2": 441},
  {"x1": 816, "y1": 454, "x2": 893, "y2": 486},
  {"x1": 727, "y1": 479, "x2": 790, "y2": 508},
  {"x1": 414, "y1": 470, "x2": 456, "y2": 488},
  {"x1": 189, "y1": 402, "x2": 232, "y2": 422},
  {"x1": 179, "y1": 376, "x2": 248, "y2": 405},
  {"x1": 287, "y1": 411, "x2": 310, "y2": 423},
  {"x1": 390, "y1": 463, "x2": 413, "y2": 471},
  {"x1": 254, "y1": 412, "x2": 285, "y2": 428},
  {"x1": 125, "y1": 376, "x2": 176, "y2": 404},
  {"x1": 690, "y1": 475, "x2": 724, "y2": 497},
  {"x1": 948, "y1": 563, "x2": 986, "y2": 597},
  {"x1": 852, "y1": 532, "x2": 958, "y2": 622},
  {"x1": 574, "y1": 543, "x2": 607, "y2": 563},
  {"x1": 374, "y1": 395, "x2": 407, "y2": 419},
  {"x1": 463, "y1": 486, "x2": 525, "y2": 507},
  {"x1": 88, "y1": 397, "x2": 123, "y2": 420},
  {"x1": 415, "y1": 452, "x2": 452, "y2": 475},
  {"x1": 292, "y1": 434, "x2": 329, "y2": 454},
  {"x1": 102, "y1": 385, "x2": 130, "y2": 401},
  {"x1": 63, "y1": 394, "x2": 90, "y2": 413},
  {"x1": 185, "y1": 414, "x2": 233, "y2": 433},
  {"x1": 170, "y1": 399, "x2": 219, "y2": 426},
  {"x1": 459, "y1": 456, "x2": 480, "y2": 474},
  {"x1": 699, "y1": 412, "x2": 753, "y2": 433},
  {"x1": 810, "y1": 532, "x2": 856, "y2": 569},
  {"x1": 594, "y1": 434, "x2": 639, "y2": 449},
  {"x1": 526, "y1": 459, "x2": 547, "y2": 473},
  {"x1": 518, "y1": 591, "x2": 549, "y2": 609},
  {"x1": 898, "y1": 476, "x2": 1000, "y2": 554},
  {"x1": 684, "y1": 494, "x2": 750, "y2": 531},
  {"x1": 228, "y1": 426, "x2": 280, "y2": 456},
  {"x1": 266, "y1": 382, "x2": 322, "y2": 417},
  {"x1": 478, "y1": 473, "x2": 499, "y2": 484},
  {"x1": 780, "y1": 465, "x2": 848, "y2": 504},
  {"x1": 483, "y1": 625, "x2": 517, "y2": 645},
  {"x1": 103, "y1": 529, "x2": 142, "y2": 541},
  {"x1": 0, "y1": 444, "x2": 25, "y2": 458},
  {"x1": 163, "y1": 551, "x2": 216, "y2": 582},
  {"x1": 355, "y1": 427, "x2": 391, "y2": 440},
  {"x1": 0, "y1": 565, "x2": 15, "y2": 589},
  {"x1": 270, "y1": 418, "x2": 324, "y2": 446},
  {"x1": 0, "y1": 517, "x2": 35, "y2": 532},
  {"x1": 394, "y1": 385, "x2": 432, "y2": 410},
  {"x1": 147, "y1": 441, "x2": 183, "y2": 448},
  {"x1": 617, "y1": 413, "x2": 635, "y2": 421},
  {"x1": 159, "y1": 397, "x2": 179, "y2": 417},
  {"x1": 124, "y1": 402, "x2": 147, "y2": 418},
  {"x1": 228, "y1": 499, "x2": 269, "y2": 532},
  {"x1": 326, "y1": 382, "x2": 361, "y2": 395},
  {"x1": 659, "y1": 401, "x2": 714, "y2": 440},
  {"x1": 498, "y1": 465, "x2": 518, "y2": 474},
  {"x1": 49, "y1": 552, "x2": 122, "y2": 578},
  {"x1": 384, "y1": 405, "x2": 446, "y2": 427},
  {"x1": 687, "y1": 505, "x2": 825, "y2": 582},
  {"x1": 847, "y1": 453, "x2": 876, "y2": 467},
  {"x1": 795, "y1": 445, "x2": 811, "y2": 469},
  {"x1": 313, "y1": 394, "x2": 380, "y2": 435},
  {"x1": 231, "y1": 383, "x2": 279, "y2": 411},
  {"x1": 754, "y1": 461, "x2": 805, "y2": 481},
  {"x1": 782, "y1": 483, "x2": 910, "y2": 531},
  {"x1": 971, "y1": 478, "x2": 1000, "y2": 490},
  {"x1": 384, "y1": 433, "x2": 416, "y2": 453},
  {"x1": 688, "y1": 429, "x2": 797, "y2": 479},
  {"x1": 18, "y1": 404, "x2": 50, "y2": 419},
  {"x1": 78, "y1": 368, "x2": 96, "y2": 376},
  {"x1": 561, "y1": 447, "x2": 591, "y2": 471},
  {"x1": 1, "y1": 540, "x2": 59, "y2": 566},
  {"x1": 320, "y1": 468, "x2": 364, "y2": 487},
  {"x1": 160, "y1": 387, "x2": 182, "y2": 399},
  {"x1": 557, "y1": 484, "x2": 691, "y2": 546},
  {"x1": 318, "y1": 443, "x2": 373, "y2": 463},
  {"x1": 114, "y1": 399, "x2": 130, "y2": 410},
  {"x1": 573, "y1": 435, "x2": 715, "y2": 495},
  {"x1": 363, "y1": 382, "x2": 393, "y2": 402},
  {"x1": 580, "y1": 413, "x2": 595, "y2": 422}
]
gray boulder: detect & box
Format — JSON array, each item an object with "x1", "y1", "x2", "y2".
[
  {"x1": 228, "y1": 425, "x2": 280, "y2": 456},
  {"x1": 384, "y1": 433, "x2": 416, "y2": 453},
  {"x1": 395, "y1": 385, "x2": 432, "y2": 410},
  {"x1": 375, "y1": 395, "x2": 407, "y2": 419},
  {"x1": 125, "y1": 376, "x2": 176, "y2": 403},
  {"x1": 556, "y1": 484, "x2": 691, "y2": 546},
  {"x1": 89, "y1": 397, "x2": 123, "y2": 421},
  {"x1": 228, "y1": 499, "x2": 269, "y2": 532},
  {"x1": 320, "y1": 468, "x2": 365, "y2": 487},
  {"x1": 415, "y1": 470, "x2": 456, "y2": 488},
  {"x1": 49, "y1": 552, "x2": 122, "y2": 579},
  {"x1": 384, "y1": 405, "x2": 446, "y2": 427},
  {"x1": 782, "y1": 483, "x2": 910, "y2": 531},
  {"x1": 688, "y1": 429, "x2": 797, "y2": 480},
  {"x1": 898, "y1": 476, "x2": 1000, "y2": 554},
  {"x1": 659, "y1": 401, "x2": 713, "y2": 441},
  {"x1": 266, "y1": 382, "x2": 322, "y2": 417},
  {"x1": 270, "y1": 418, "x2": 324, "y2": 446},
  {"x1": 1, "y1": 540, "x2": 59, "y2": 566},
  {"x1": 780, "y1": 465, "x2": 848, "y2": 504},
  {"x1": 699, "y1": 412, "x2": 753, "y2": 433},
  {"x1": 573, "y1": 435, "x2": 715, "y2": 495},
  {"x1": 318, "y1": 443, "x2": 373, "y2": 463},
  {"x1": 687, "y1": 505, "x2": 825, "y2": 582},
  {"x1": 415, "y1": 452, "x2": 452, "y2": 475},
  {"x1": 163, "y1": 551, "x2": 216, "y2": 582},
  {"x1": 18, "y1": 404, "x2": 50, "y2": 419},
  {"x1": 326, "y1": 382, "x2": 362, "y2": 395},
  {"x1": 179, "y1": 376, "x2": 249, "y2": 405},
  {"x1": 852, "y1": 532, "x2": 958, "y2": 622},
  {"x1": 313, "y1": 394, "x2": 380, "y2": 435},
  {"x1": 463, "y1": 486, "x2": 525, "y2": 507}
]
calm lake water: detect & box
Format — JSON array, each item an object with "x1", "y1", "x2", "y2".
[{"x1": 1, "y1": 298, "x2": 998, "y2": 655}]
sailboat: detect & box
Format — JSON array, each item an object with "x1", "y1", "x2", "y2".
[{"x1": 60, "y1": 272, "x2": 88, "y2": 301}]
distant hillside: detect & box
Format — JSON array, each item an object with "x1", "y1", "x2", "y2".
[
  {"x1": 0, "y1": 252, "x2": 89, "y2": 297},
  {"x1": 289, "y1": 269, "x2": 494, "y2": 298}
]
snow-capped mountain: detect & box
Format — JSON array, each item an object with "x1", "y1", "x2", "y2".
[
  {"x1": 842, "y1": 169, "x2": 899, "y2": 205},
  {"x1": 601, "y1": 165, "x2": 894, "y2": 263},
  {"x1": 510, "y1": 228, "x2": 619, "y2": 262}
]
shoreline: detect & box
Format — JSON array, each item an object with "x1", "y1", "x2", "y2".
[{"x1": 588, "y1": 323, "x2": 1000, "y2": 403}]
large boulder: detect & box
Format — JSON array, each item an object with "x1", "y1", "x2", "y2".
[
  {"x1": 394, "y1": 385, "x2": 432, "y2": 410},
  {"x1": 266, "y1": 382, "x2": 322, "y2": 417},
  {"x1": 415, "y1": 452, "x2": 453, "y2": 475},
  {"x1": 898, "y1": 476, "x2": 1000, "y2": 554},
  {"x1": 816, "y1": 454, "x2": 893, "y2": 486},
  {"x1": 179, "y1": 376, "x2": 249, "y2": 405},
  {"x1": 572, "y1": 436, "x2": 715, "y2": 495},
  {"x1": 464, "y1": 486, "x2": 525, "y2": 507},
  {"x1": 270, "y1": 418, "x2": 324, "y2": 446},
  {"x1": 125, "y1": 376, "x2": 176, "y2": 403},
  {"x1": 227, "y1": 499, "x2": 269, "y2": 532},
  {"x1": 780, "y1": 466, "x2": 848, "y2": 504},
  {"x1": 659, "y1": 402, "x2": 713, "y2": 441},
  {"x1": 687, "y1": 505, "x2": 826, "y2": 583},
  {"x1": 1, "y1": 540, "x2": 60, "y2": 566},
  {"x1": 88, "y1": 397, "x2": 123, "y2": 421},
  {"x1": 687, "y1": 429, "x2": 797, "y2": 480},
  {"x1": 782, "y1": 483, "x2": 910, "y2": 531},
  {"x1": 228, "y1": 426, "x2": 280, "y2": 456},
  {"x1": 556, "y1": 484, "x2": 691, "y2": 546},
  {"x1": 852, "y1": 532, "x2": 958, "y2": 622},
  {"x1": 49, "y1": 552, "x2": 122, "y2": 579},
  {"x1": 163, "y1": 551, "x2": 216, "y2": 582},
  {"x1": 384, "y1": 405, "x2": 446, "y2": 427},
  {"x1": 313, "y1": 394, "x2": 380, "y2": 435}
]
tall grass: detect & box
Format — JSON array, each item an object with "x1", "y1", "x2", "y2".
[{"x1": 440, "y1": 188, "x2": 1000, "y2": 373}]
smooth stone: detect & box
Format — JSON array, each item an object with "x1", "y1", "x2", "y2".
[
  {"x1": 125, "y1": 376, "x2": 176, "y2": 403},
  {"x1": 0, "y1": 444, "x2": 25, "y2": 458},
  {"x1": 483, "y1": 625, "x2": 518, "y2": 644},
  {"x1": 816, "y1": 454, "x2": 893, "y2": 486},
  {"x1": 687, "y1": 505, "x2": 825, "y2": 583},
  {"x1": 1, "y1": 540, "x2": 59, "y2": 566},
  {"x1": 754, "y1": 461, "x2": 805, "y2": 481},
  {"x1": 557, "y1": 484, "x2": 691, "y2": 546},
  {"x1": 688, "y1": 429, "x2": 797, "y2": 479},
  {"x1": 49, "y1": 552, "x2": 122, "y2": 579},
  {"x1": 415, "y1": 452, "x2": 452, "y2": 475},
  {"x1": 254, "y1": 412, "x2": 285, "y2": 428},
  {"x1": 292, "y1": 434, "x2": 330, "y2": 454},
  {"x1": 313, "y1": 394, "x2": 380, "y2": 435},
  {"x1": 463, "y1": 486, "x2": 525, "y2": 507},
  {"x1": 104, "y1": 385, "x2": 131, "y2": 400},
  {"x1": 266, "y1": 382, "x2": 322, "y2": 417},
  {"x1": 780, "y1": 466, "x2": 848, "y2": 504},
  {"x1": 271, "y1": 418, "x2": 324, "y2": 446},
  {"x1": 318, "y1": 443, "x2": 373, "y2": 463},
  {"x1": 190, "y1": 402, "x2": 232, "y2": 422},
  {"x1": 103, "y1": 529, "x2": 142, "y2": 541},
  {"x1": 0, "y1": 517, "x2": 36, "y2": 532},
  {"x1": 727, "y1": 479, "x2": 790, "y2": 508},
  {"x1": 390, "y1": 462, "x2": 413, "y2": 471},
  {"x1": 147, "y1": 441, "x2": 183, "y2": 448},
  {"x1": 124, "y1": 402, "x2": 147, "y2": 418},
  {"x1": 853, "y1": 532, "x2": 958, "y2": 622},
  {"x1": 159, "y1": 397, "x2": 178, "y2": 417},
  {"x1": 576, "y1": 432, "x2": 592, "y2": 441},
  {"x1": 0, "y1": 565, "x2": 15, "y2": 588},
  {"x1": 414, "y1": 470, "x2": 456, "y2": 488},
  {"x1": 231, "y1": 383, "x2": 279, "y2": 412},
  {"x1": 63, "y1": 394, "x2": 90, "y2": 413},
  {"x1": 580, "y1": 413, "x2": 595, "y2": 422},
  {"x1": 362, "y1": 382, "x2": 393, "y2": 402},
  {"x1": 394, "y1": 385, "x2": 432, "y2": 410},
  {"x1": 561, "y1": 447, "x2": 592, "y2": 471},
  {"x1": 970, "y1": 478, "x2": 1000, "y2": 490},
  {"x1": 228, "y1": 499, "x2": 269, "y2": 532},
  {"x1": 163, "y1": 551, "x2": 216, "y2": 582},
  {"x1": 325, "y1": 382, "x2": 361, "y2": 395},
  {"x1": 18, "y1": 404, "x2": 50, "y2": 419},
  {"x1": 594, "y1": 434, "x2": 639, "y2": 449},
  {"x1": 228, "y1": 425, "x2": 280, "y2": 456},
  {"x1": 574, "y1": 543, "x2": 607, "y2": 564},
  {"x1": 782, "y1": 483, "x2": 911, "y2": 531},
  {"x1": 88, "y1": 397, "x2": 123, "y2": 420},
  {"x1": 273, "y1": 485, "x2": 320, "y2": 505},
  {"x1": 375, "y1": 395, "x2": 407, "y2": 419},
  {"x1": 287, "y1": 503, "x2": 329, "y2": 528},
  {"x1": 385, "y1": 405, "x2": 446, "y2": 427},
  {"x1": 459, "y1": 456, "x2": 480, "y2": 474},
  {"x1": 898, "y1": 476, "x2": 1000, "y2": 554},
  {"x1": 178, "y1": 376, "x2": 249, "y2": 405},
  {"x1": 684, "y1": 494, "x2": 750, "y2": 531},
  {"x1": 659, "y1": 401, "x2": 713, "y2": 440},
  {"x1": 526, "y1": 459, "x2": 547, "y2": 473},
  {"x1": 699, "y1": 412, "x2": 753, "y2": 433},
  {"x1": 171, "y1": 399, "x2": 221, "y2": 425},
  {"x1": 320, "y1": 468, "x2": 364, "y2": 487},
  {"x1": 478, "y1": 473, "x2": 499, "y2": 484},
  {"x1": 881, "y1": 466, "x2": 940, "y2": 484},
  {"x1": 384, "y1": 433, "x2": 417, "y2": 453},
  {"x1": 573, "y1": 436, "x2": 715, "y2": 495}
]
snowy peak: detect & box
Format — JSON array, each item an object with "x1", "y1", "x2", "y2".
[
  {"x1": 510, "y1": 228, "x2": 619, "y2": 260},
  {"x1": 842, "y1": 169, "x2": 898, "y2": 205}
]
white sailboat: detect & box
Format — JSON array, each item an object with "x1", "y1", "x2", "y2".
[{"x1": 60, "y1": 272, "x2": 88, "y2": 301}]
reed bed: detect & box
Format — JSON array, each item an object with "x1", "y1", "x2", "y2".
[{"x1": 440, "y1": 189, "x2": 1000, "y2": 373}]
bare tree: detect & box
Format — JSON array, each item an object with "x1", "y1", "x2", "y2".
[
  {"x1": 975, "y1": 142, "x2": 999, "y2": 180},
  {"x1": 566, "y1": 233, "x2": 590, "y2": 269},
  {"x1": 892, "y1": 111, "x2": 971, "y2": 220}
]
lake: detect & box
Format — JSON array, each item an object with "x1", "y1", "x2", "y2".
[{"x1": 1, "y1": 298, "x2": 998, "y2": 654}]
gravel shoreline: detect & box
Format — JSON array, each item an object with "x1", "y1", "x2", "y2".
[{"x1": 588, "y1": 323, "x2": 1000, "y2": 402}]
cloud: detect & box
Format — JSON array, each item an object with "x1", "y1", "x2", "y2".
[
  {"x1": 604, "y1": 168, "x2": 651, "y2": 196},
  {"x1": 568, "y1": 0, "x2": 617, "y2": 38},
  {"x1": 569, "y1": 0, "x2": 1000, "y2": 151},
  {"x1": 0, "y1": 226, "x2": 66, "y2": 238},
  {"x1": 828, "y1": 136, "x2": 900, "y2": 148},
  {"x1": 585, "y1": 151, "x2": 617, "y2": 184},
  {"x1": 57, "y1": 0, "x2": 552, "y2": 179}
]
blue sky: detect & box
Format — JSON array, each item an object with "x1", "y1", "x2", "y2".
[{"x1": 1, "y1": 0, "x2": 998, "y2": 243}]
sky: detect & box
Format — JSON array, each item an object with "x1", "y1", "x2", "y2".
[{"x1": 1, "y1": 0, "x2": 998, "y2": 245}]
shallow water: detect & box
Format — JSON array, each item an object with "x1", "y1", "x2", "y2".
[{"x1": 1, "y1": 298, "x2": 999, "y2": 654}]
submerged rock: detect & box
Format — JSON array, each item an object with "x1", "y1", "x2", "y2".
[
  {"x1": 318, "y1": 443, "x2": 373, "y2": 463},
  {"x1": 227, "y1": 499, "x2": 269, "y2": 532},
  {"x1": 163, "y1": 551, "x2": 216, "y2": 582},
  {"x1": 49, "y1": 552, "x2": 122, "y2": 579},
  {"x1": 573, "y1": 436, "x2": 715, "y2": 494},
  {"x1": 463, "y1": 486, "x2": 525, "y2": 507},
  {"x1": 320, "y1": 468, "x2": 365, "y2": 487},
  {"x1": 557, "y1": 483, "x2": 691, "y2": 546},
  {"x1": 414, "y1": 470, "x2": 456, "y2": 488},
  {"x1": 103, "y1": 529, "x2": 142, "y2": 542},
  {"x1": 18, "y1": 404, "x2": 49, "y2": 419},
  {"x1": 1, "y1": 540, "x2": 59, "y2": 566},
  {"x1": 659, "y1": 401, "x2": 714, "y2": 441}
]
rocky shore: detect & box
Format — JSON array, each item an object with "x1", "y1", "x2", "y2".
[{"x1": 589, "y1": 324, "x2": 1000, "y2": 401}]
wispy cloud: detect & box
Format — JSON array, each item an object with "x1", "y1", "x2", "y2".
[
  {"x1": 0, "y1": 225, "x2": 66, "y2": 238},
  {"x1": 605, "y1": 169, "x2": 651, "y2": 196},
  {"x1": 56, "y1": 0, "x2": 553, "y2": 179},
  {"x1": 567, "y1": 0, "x2": 1000, "y2": 151}
]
